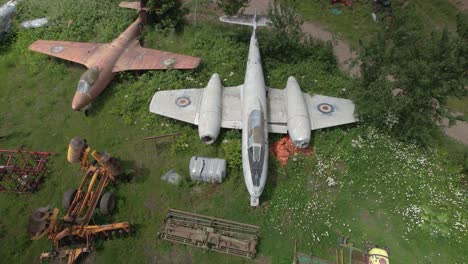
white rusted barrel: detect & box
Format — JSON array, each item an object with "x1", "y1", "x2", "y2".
[{"x1": 189, "y1": 157, "x2": 226, "y2": 183}]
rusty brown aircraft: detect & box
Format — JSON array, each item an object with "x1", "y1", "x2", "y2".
[{"x1": 29, "y1": 1, "x2": 201, "y2": 111}]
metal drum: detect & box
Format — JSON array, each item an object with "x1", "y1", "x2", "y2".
[
  {"x1": 67, "y1": 137, "x2": 85, "y2": 163},
  {"x1": 189, "y1": 157, "x2": 226, "y2": 183}
]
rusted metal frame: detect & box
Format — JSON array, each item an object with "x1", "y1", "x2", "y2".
[
  {"x1": 0, "y1": 149, "x2": 54, "y2": 192},
  {"x1": 45, "y1": 221, "x2": 130, "y2": 262},
  {"x1": 80, "y1": 147, "x2": 91, "y2": 169},
  {"x1": 75, "y1": 168, "x2": 100, "y2": 217},
  {"x1": 31, "y1": 208, "x2": 59, "y2": 241},
  {"x1": 173, "y1": 238, "x2": 253, "y2": 258},
  {"x1": 0, "y1": 149, "x2": 56, "y2": 156},
  {"x1": 81, "y1": 222, "x2": 130, "y2": 235},
  {"x1": 166, "y1": 221, "x2": 258, "y2": 241},
  {"x1": 168, "y1": 209, "x2": 260, "y2": 230},
  {"x1": 39, "y1": 247, "x2": 93, "y2": 264},
  {"x1": 91, "y1": 151, "x2": 117, "y2": 181},
  {"x1": 167, "y1": 214, "x2": 259, "y2": 237},
  {"x1": 64, "y1": 167, "x2": 96, "y2": 221},
  {"x1": 19, "y1": 155, "x2": 46, "y2": 192},
  {"x1": 78, "y1": 172, "x2": 109, "y2": 235},
  {"x1": 160, "y1": 234, "x2": 254, "y2": 258},
  {"x1": 161, "y1": 209, "x2": 259, "y2": 259},
  {"x1": 166, "y1": 218, "x2": 257, "y2": 239}
]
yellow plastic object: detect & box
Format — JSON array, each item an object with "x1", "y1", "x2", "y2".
[{"x1": 368, "y1": 248, "x2": 390, "y2": 264}]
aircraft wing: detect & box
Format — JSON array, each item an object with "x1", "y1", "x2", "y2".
[
  {"x1": 29, "y1": 40, "x2": 104, "y2": 68},
  {"x1": 113, "y1": 41, "x2": 201, "y2": 72},
  {"x1": 149, "y1": 85, "x2": 243, "y2": 129},
  {"x1": 305, "y1": 94, "x2": 357, "y2": 130},
  {"x1": 267, "y1": 88, "x2": 288, "y2": 133},
  {"x1": 267, "y1": 88, "x2": 357, "y2": 132}
]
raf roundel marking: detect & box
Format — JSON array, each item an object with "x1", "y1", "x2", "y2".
[
  {"x1": 50, "y1": 46, "x2": 64, "y2": 54},
  {"x1": 317, "y1": 103, "x2": 334, "y2": 114},
  {"x1": 176, "y1": 96, "x2": 191, "y2": 107}
]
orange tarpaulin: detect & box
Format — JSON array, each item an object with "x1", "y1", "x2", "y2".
[{"x1": 270, "y1": 135, "x2": 313, "y2": 166}]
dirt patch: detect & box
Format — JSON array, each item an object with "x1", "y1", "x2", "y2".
[
  {"x1": 245, "y1": 0, "x2": 270, "y2": 14},
  {"x1": 442, "y1": 118, "x2": 468, "y2": 145},
  {"x1": 255, "y1": 255, "x2": 273, "y2": 264},
  {"x1": 143, "y1": 197, "x2": 157, "y2": 213},
  {"x1": 334, "y1": 160, "x2": 347, "y2": 173},
  {"x1": 247, "y1": 0, "x2": 361, "y2": 77},
  {"x1": 359, "y1": 209, "x2": 392, "y2": 233},
  {"x1": 150, "y1": 247, "x2": 193, "y2": 264},
  {"x1": 448, "y1": 0, "x2": 468, "y2": 11}
]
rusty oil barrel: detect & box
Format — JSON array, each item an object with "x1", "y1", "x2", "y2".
[{"x1": 67, "y1": 137, "x2": 86, "y2": 163}]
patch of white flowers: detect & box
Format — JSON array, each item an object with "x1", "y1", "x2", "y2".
[
  {"x1": 348, "y1": 128, "x2": 467, "y2": 242},
  {"x1": 268, "y1": 127, "x2": 466, "y2": 246}
]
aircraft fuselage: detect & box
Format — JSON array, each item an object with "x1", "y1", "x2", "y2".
[
  {"x1": 72, "y1": 15, "x2": 145, "y2": 110},
  {"x1": 241, "y1": 30, "x2": 269, "y2": 206}
]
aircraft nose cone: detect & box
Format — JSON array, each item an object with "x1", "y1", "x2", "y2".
[{"x1": 71, "y1": 92, "x2": 90, "y2": 111}]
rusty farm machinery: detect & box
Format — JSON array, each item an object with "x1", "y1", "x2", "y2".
[
  {"x1": 159, "y1": 209, "x2": 260, "y2": 259},
  {"x1": 0, "y1": 147, "x2": 55, "y2": 193},
  {"x1": 28, "y1": 137, "x2": 130, "y2": 264}
]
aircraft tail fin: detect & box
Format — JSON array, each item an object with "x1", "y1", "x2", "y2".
[
  {"x1": 119, "y1": 1, "x2": 149, "y2": 12},
  {"x1": 219, "y1": 14, "x2": 271, "y2": 29}
]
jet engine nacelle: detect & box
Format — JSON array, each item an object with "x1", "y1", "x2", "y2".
[
  {"x1": 198, "y1": 73, "x2": 223, "y2": 144},
  {"x1": 285, "y1": 76, "x2": 311, "y2": 148}
]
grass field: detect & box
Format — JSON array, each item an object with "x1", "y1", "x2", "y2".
[{"x1": 0, "y1": 0, "x2": 467, "y2": 263}]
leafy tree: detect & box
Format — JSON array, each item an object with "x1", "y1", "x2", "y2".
[
  {"x1": 146, "y1": 0, "x2": 187, "y2": 32},
  {"x1": 217, "y1": 0, "x2": 250, "y2": 16},
  {"x1": 264, "y1": 0, "x2": 336, "y2": 68},
  {"x1": 268, "y1": 0, "x2": 303, "y2": 41},
  {"x1": 456, "y1": 12, "x2": 468, "y2": 41},
  {"x1": 354, "y1": 6, "x2": 467, "y2": 144}
]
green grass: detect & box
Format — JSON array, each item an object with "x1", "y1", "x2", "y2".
[
  {"x1": 0, "y1": 0, "x2": 467, "y2": 263},
  {"x1": 296, "y1": 1, "x2": 379, "y2": 47},
  {"x1": 295, "y1": 0, "x2": 461, "y2": 48},
  {"x1": 448, "y1": 96, "x2": 468, "y2": 120}
]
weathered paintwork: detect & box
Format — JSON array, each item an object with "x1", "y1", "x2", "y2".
[
  {"x1": 29, "y1": 1, "x2": 201, "y2": 111},
  {"x1": 150, "y1": 14, "x2": 357, "y2": 206}
]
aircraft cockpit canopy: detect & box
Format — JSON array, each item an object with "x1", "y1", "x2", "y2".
[
  {"x1": 77, "y1": 67, "x2": 100, "y2": 93},
  {"x1": 248, "y1": 110, "x2": 265, "y2": 186}
]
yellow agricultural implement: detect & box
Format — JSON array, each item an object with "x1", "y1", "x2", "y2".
[{"x1": 28, "y1": 137, "x2": 130, "y2": 264}]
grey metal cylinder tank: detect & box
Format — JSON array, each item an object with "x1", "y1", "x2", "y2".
[{"x1": 189, "y1": 157, "x2": 226, "y2": 183}]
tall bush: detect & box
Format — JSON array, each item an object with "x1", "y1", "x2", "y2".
[
  {"x1": 217, "y1": 0, "x2": 250, "y2": 16},
  {"x1": 354, "y1": 6, "x2": 467, "y2": 144}
]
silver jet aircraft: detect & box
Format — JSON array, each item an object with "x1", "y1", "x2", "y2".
[{"x1": 150, "y1": 15, "x2": 357, "y2": 206}]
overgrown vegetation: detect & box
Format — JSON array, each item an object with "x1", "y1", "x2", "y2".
[
  {"x1": 0, "y1": 0, "x2": 466, "y2": 264},
  {"x1": 354, "y1": 5, "x2": 467, "y2": 144},
  {"x1": 147, "y1": 0, "x2": 187, "y2": 32},
  {"x1": 217, "y1": 0, "x2": 250, "y2": 16}
]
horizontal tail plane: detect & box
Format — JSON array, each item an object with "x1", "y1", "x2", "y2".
[
  {"x1": 119, "y1": 1, "x2": 149, "y2": 11},
  {"x1": 219, "y1": 14, "x2": 271, "y2": 28}
]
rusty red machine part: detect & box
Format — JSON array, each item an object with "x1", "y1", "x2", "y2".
[{"x1": 0, "y1": 148, "x2": 55, "y2": 193}]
